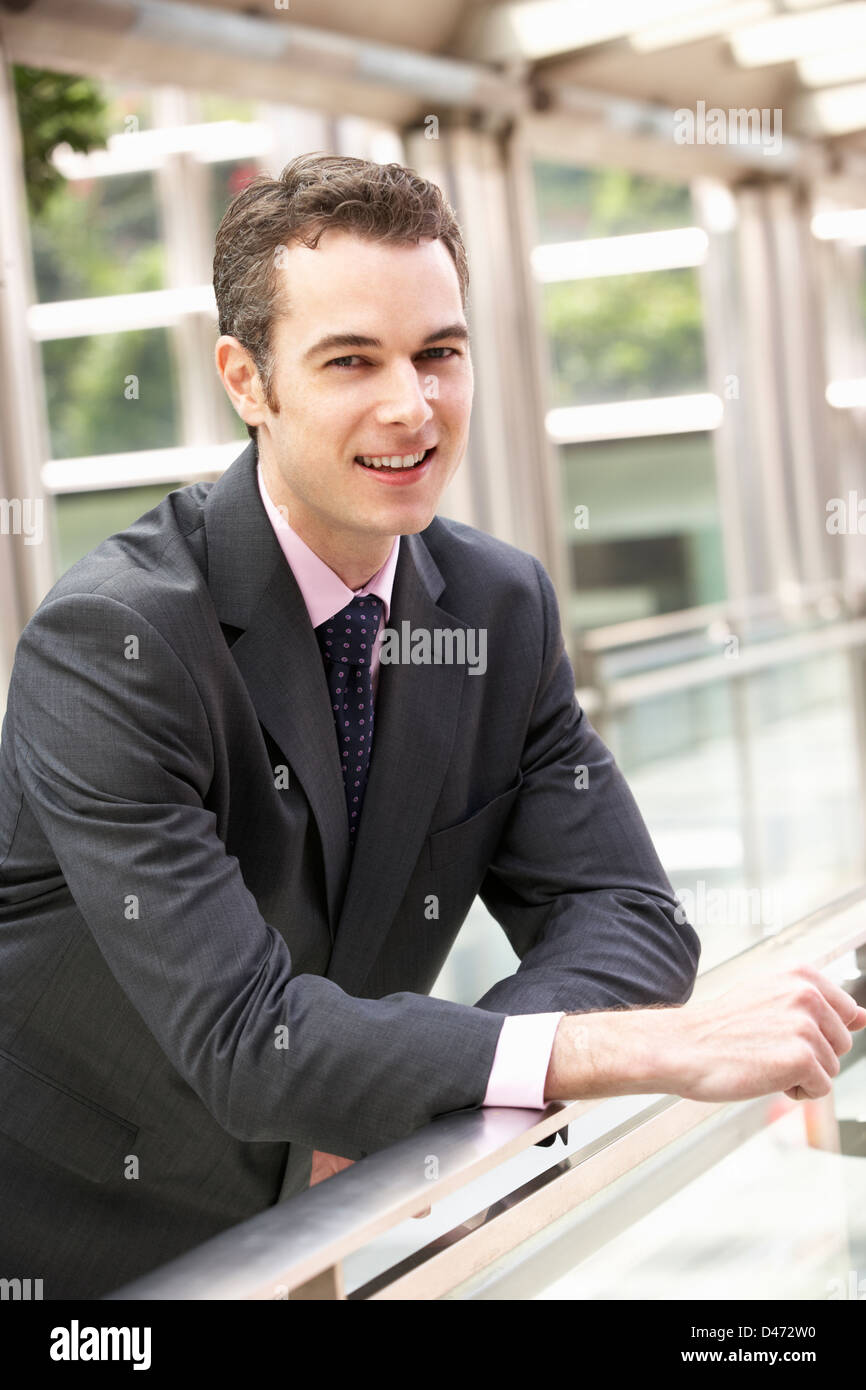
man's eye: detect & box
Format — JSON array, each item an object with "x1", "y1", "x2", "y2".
[{"x1": 325, "y1": 347, "x2": 461, "y2": 369}]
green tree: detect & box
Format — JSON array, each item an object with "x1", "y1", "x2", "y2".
[
  {"x1": 533, "y1": 163, "x2": 706, "y2": 406},
  {"x1": 12, "y1": 65, "x2": 109, "y2": 218}
]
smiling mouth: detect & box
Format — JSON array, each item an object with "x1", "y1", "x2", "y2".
[{"x1": 354, "y1": 447, "x2": 435, "y2": 471}]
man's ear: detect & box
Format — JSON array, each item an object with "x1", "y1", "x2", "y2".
[{"x1": 214, "y1": 335, "x2": 267, "y2": 431}]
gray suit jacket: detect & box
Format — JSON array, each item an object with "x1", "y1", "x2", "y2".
[{"x1": 0, "y1": 441, "x2": 699, "y2": 1297}]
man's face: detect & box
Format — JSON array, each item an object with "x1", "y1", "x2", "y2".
[{"x1": 226, "y1": 229, "x2": 473, "y2": 558}]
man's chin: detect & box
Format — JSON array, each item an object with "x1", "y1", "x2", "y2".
[{"x1": 387, "y1": 505, "x2": 441, "y2": 537}]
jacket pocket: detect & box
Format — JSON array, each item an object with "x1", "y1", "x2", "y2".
[
  {"x1": 428, "y1": 772, "x2": 523, "y2": 871},
  {"x1": 0, "y1": 1047, "x2": 138, "y2": 1185}
]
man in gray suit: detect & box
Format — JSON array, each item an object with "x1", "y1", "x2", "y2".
[{"x1": 1, "y1": 155, "x2": 862, "y2": 1299}]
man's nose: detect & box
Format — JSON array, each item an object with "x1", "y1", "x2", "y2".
[{"x1": 373, "y1": 361, "x2": 434, "y2": 431}]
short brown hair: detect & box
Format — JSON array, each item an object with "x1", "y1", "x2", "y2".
[{"x1": 213, "y1": 152, "x2": 470, "y2": 443}]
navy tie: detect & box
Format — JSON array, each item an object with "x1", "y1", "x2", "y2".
[{"x1": 315, "y1": 595, "x2": 383, "y2": 847}]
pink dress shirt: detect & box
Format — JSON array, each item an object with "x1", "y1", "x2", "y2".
[{"x1": 257, "y1": 462, "x2": 562, "y2": 1109}]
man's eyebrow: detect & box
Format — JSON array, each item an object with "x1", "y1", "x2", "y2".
[{"x1": 303, "y1": 323, "x2": 470, "y2": 362}]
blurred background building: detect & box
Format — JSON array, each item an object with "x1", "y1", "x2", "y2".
[{"x1": 1, "y1": 1, "x2": 865, "y2": 1009}]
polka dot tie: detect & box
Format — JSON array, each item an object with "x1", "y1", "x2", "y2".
[{"x1": 315, "y1": 595, "x2": 383, "y2": 848}]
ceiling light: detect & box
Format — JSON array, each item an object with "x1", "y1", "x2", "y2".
[
  {"x1": 798, "y1": 80, "x2": 866, "y2": 135},
  {"x1": 491, "y1": 0, "x2": 729, "y2": 62},
  {"x1": 798, "y1": 49, "x2": 866, "y2": 87},
  {"x1": 826, "y1": 379, "x2": 866, "y2": 408},
  {"x1": 811, "y1": 207, "x2": 866, "y2": 242},
  {"x1": 630, "y1": 1, "x2": 771, "y2": 52},
  {"x1": 729, "y1": 2, "x2": 866, "y2": 66}
]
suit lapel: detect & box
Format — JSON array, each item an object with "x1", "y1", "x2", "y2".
[
  {"x1": 204, "y1": 444, "x2": 350, "y2": 932},
  {"x1": 326, "y1": 532, "x2": 469, "y2": 995},
  {"x1": 204, "y1": 445, "x2": 468, "y2": 981}
]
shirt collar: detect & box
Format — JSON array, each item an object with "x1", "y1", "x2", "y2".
[{"x1": 256, "y1": 460, "x2": 399, "y2": 628}]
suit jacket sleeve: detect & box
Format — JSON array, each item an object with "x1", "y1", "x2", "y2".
[
  {"x1": 473, "y1": 557, "x2": 701, "y2": 1018},
  {"x1": 9, "y1": 592, "x2": 506, "y2": 1161}
]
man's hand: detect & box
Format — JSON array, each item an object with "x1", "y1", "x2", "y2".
[
  {"x1": 545, "y1": 963, "x2": 866, "y2": 1105},
  {"x1": 309, "y1": 1149, "x2": 356, "y2": 1187},
  {"x1": 309, "y1": 1150, "x2": 431, "y2": 1218}
]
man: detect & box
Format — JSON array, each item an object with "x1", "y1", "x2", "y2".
[{"x1": 0, "y1": 155, "x2": 862, "y2": 1300}]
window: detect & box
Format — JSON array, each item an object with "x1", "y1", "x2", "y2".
[
  {"x1": 563, "y1": 433, "x2": 725, "y2": 628},
  {"x1": 30, "y1": 170, "x2": 165, "y2": 302},
  {"x1": 532, "y1": 161, "x2": 725, "y2": 638},
  {"x1": 41, "y1": 328, "x2": 182, "y2": 459}
]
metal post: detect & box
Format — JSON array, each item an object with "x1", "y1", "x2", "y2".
[
  {"x1": 0, "y1": 39, "x2": 56, "y2": 708},
  {"x1": 404, "y1": 121, "x2": 567, "y2": 595}
]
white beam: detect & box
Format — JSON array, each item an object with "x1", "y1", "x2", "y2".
[
  {"x1": 28, "y1": 287, "x2": 216, "y2": 341},
  {"x1": 546, "y1": 394, "x2": 724, "y2": 443},
  {"x1": 42, "y1": 443, "x2": 240, "y2": 494},
  {"x1": 531, "y1": 227, "x2": 709, "y2": 282}
]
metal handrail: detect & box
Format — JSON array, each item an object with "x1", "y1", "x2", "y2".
[
  {"x1": 107, "y1": 883, "x2": 866, "y2": 1301},
  {"x1": 599, "y1": 614, "x2": 866, "y2": 708},
  {"x1": 580, "y1": 579, "x2": 863, "y2": 654}
]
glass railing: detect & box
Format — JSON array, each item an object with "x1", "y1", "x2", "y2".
[
  {"x1": 582, "y1": 603, "x2": 866, "y2": 972},
  {"x1": 455, "y1": 1045, "x2": 866, "y2": 1301},
  {"x1": 106, "y1": 884, "x2": 866, "y2": 1301},
  {"x1": 432, "y1": 606, "x2": 866, "y2": 1007}
]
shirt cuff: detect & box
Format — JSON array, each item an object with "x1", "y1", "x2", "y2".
[{"x1": 482, "y1": 1012, "x2": 565, "y2": 1109}]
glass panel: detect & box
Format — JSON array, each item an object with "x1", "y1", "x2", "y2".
[
  {"x1": 604, "y1": 645, "x2": 866, "y2": 968},
  {"x1": 562, "y1": 434, "x2": 726, "y2": 630},
  {"x1": 53, "y1": 483, "x2": 185, "y2": 577},
  {"x1": 746, "y1": 651, "x2": 865, "y2": 925},
  {"x1": 608, "y1": 681, "x2": 746, "y2": 970},
  {"x1": 30, "y1": 171, "x2": 165, "y2": 302},
  {"x1": 542, "y1": 268, "x2": 706, "y2": 407},
  {"x1": 533, "y1": 162, "x2": 694, "y2": 242},
  {"x1": 457, "y1": 1047, "x2": 866, "y2": 1300},
  {"x1": 531, "y1": 161, "x2": 719, "y2": 641},
  {"x1": 41, "y1": 328, "x2": 182, "y2": 458}
]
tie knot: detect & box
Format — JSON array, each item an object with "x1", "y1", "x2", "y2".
[{"x1": 316, "y1": 594, "x2": 383, "y2": 669}]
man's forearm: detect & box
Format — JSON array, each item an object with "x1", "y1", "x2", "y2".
[
  {"x1": 545, "y1": 1010, "x2": 661, "y2": 1101},
  {"x1": 544, "y1": 966, "x2": 866, "y2": 1107}
]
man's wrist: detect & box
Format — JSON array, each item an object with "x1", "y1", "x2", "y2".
[{"x1": 544, "y1": 1008, "x2": 670, "y2": 1101}]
